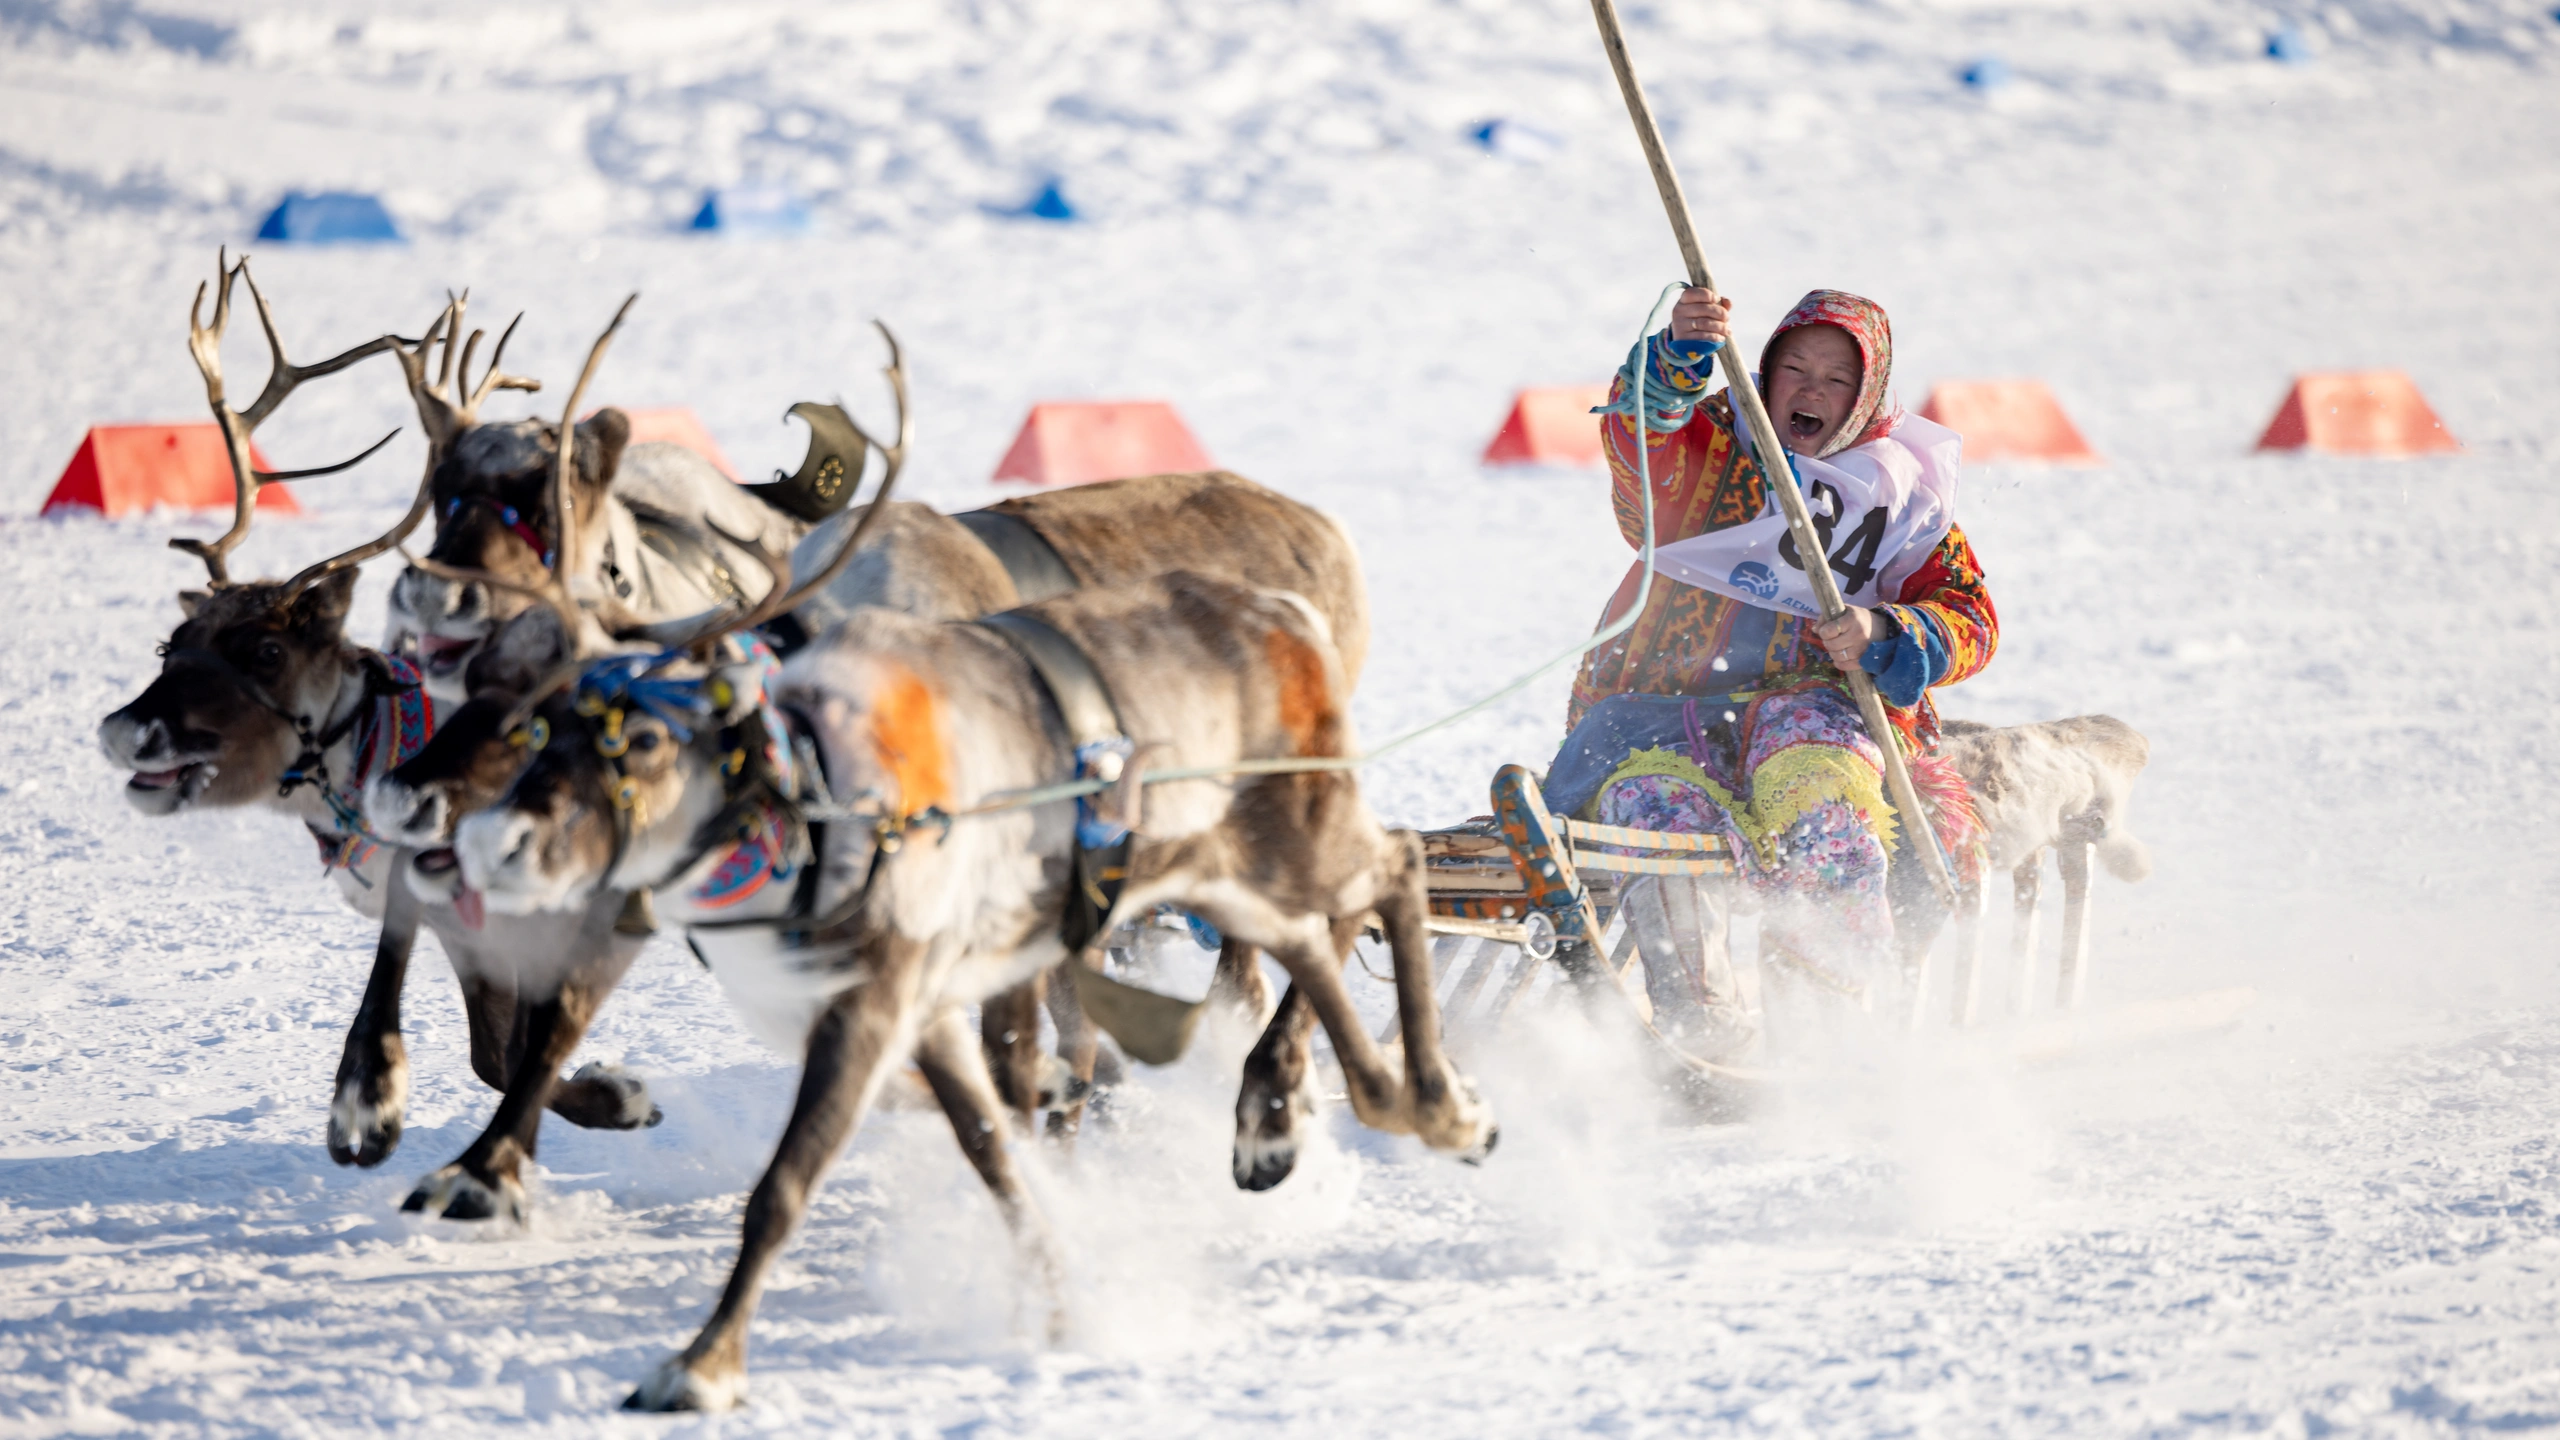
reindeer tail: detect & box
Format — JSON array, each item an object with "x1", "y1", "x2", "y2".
[{"x1": 2098, "y1": 830, "x2": 2152, "y2": 883}]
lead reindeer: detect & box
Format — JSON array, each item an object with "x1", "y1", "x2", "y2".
[
  {"x1": 96, "y1": 257, "x2": 671, "y2": 1189},
  {"x1": 434, "y1": 508, "x2": 1492, "y2": 1409}
]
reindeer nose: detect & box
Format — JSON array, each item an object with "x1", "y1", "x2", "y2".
[{"x1": 98, "y1": 713, "x2": 167, "y2": 765}]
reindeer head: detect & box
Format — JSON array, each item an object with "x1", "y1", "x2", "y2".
[
  {"x1": 97, "y1": 252, "x2": 430, "y2": 815},
  {"x1": 389, "y1": 409, "x2": 630, "y2": 688},
  {"x1": 449, "y1": 326, "x2": 911, "y2": 915},
  {"x1": 101, "y1": 572, "x2": 370, "y2": 813},
  {"x1": 452, "y1": 642, "x2": 802, "y2": 914},
  {"x1": 364, "y1": 607, "x2": 584, "y2": 925}
]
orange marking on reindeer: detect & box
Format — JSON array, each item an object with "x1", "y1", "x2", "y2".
[
  {"x1": 870, "y1": 666, "x2": 950, "y2": 813},
  {"x1": 1263, "y1": 628, "x2": 1338, "y2": 757}
]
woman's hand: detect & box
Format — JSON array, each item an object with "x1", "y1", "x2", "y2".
[
  {"x1": 1668, "y1": 287, "x2": 1732, "y2": 353},
  {"x1": 1810, "y1": 605, "x2": 1884, "y2": 670}
]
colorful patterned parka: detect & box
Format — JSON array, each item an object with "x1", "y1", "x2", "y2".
[
  {"x1": 1551, "y1": 290, "x2": 2001, "y2": 994},
  {"x1": 1566, "y1": 305, "x2": 1999, "y2": 753}
]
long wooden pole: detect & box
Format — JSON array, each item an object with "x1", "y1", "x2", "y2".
[{"x1": 1588, "y1": 0, "x2": 1959, "y2": 907}]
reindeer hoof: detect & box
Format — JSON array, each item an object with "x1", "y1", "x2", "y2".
[
  {"x1": 326, "y1": 1076, "x2": 405, "y2": 1168},
  {"x1": 401, "y1": 1163, "x2": 526, "y2": 1225},
  {"x1": 623, "y1": 1357, "x2": 744, "y2": 1413},
  {"x1": 565, "y1": 1061, "x2": 662, "y2": 1131},
  {"x1": 1231, "y1": 1079, "x2": 1316, "y2": 1192},
  {"x1": 1420, "y1": 1077, "x2": 1499, "y2": 1166}
]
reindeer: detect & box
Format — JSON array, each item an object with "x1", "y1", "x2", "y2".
[
  {"x1": 422, "y1": 504, "x2": 1490, "y2": 1406},
  {"x1": 1932, "y1": 715, "x2": 2151, "y2": 1013},
  {"x1": 379, "y1": 467, "x2": 1381, "y2": 1142},
  {"x1": 94, "y1": 256, "x2": 668, "y2": 1185}
]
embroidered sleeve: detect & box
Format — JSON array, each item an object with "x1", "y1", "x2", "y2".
[
  {"x1": 1873, "y1": 525, "x2": 1998, "y2": 703},
  {"x1": 1602, "y1": 351, "x2": 1761, "y2": 551}
]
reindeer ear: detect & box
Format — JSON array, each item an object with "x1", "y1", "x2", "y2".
[
  {"x1": 290, "y1": 568, "x2": 360, "y2": 629},
  {"x1": 176, "y1": 590, "x2": 211, "y2": 619},
  {"x1": 466, "y1": 606, "x2": 572, "y2": 699},
  {"x1": 576, "y1": 407, "x2": 632, "y2": 489}
]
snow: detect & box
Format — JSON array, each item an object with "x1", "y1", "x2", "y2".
[{"x1": 2, "y1": 0, "x2": 2559, "y2": 1431}]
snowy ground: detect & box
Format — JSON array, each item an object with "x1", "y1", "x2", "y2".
[{"x1": 3, "y1": 0, "x2": 2559, "y2": 1433}]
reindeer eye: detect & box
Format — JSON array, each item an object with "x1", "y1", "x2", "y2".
[{"x1": 253, "y1": 638, "x2": 285, "y2": 668}]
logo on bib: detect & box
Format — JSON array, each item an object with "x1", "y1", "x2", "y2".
[{"x1": 1728, "y1": 561, "x2": 1781, "y2": 599}]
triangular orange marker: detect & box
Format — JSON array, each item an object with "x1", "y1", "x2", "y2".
[
  {"x1": 993, "y1": 402, "x2": 1213, "y2": 487},
  {"x1": 2254, "y1": 372, "x2": 2458, "y2": 455},
  {"x1": 1916, "y1": 381, "x2": 2100, "y2": 464},
  {"x1": 1481, "y1": 385, "x2": 1613, "y2": 467},
  {"x1": 42, "y1": 424, "x2": 295, "y2": 517}
]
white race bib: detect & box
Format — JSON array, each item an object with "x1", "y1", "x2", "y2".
[{"x1": 1649, "y1": 411, "x2": 1962, "y2": 616}]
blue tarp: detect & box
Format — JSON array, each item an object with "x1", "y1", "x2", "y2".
[{"x1": 255, "y1": 192, "x2": 402, "y2": 243}]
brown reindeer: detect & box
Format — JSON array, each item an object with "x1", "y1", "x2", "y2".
[
  {"x1": 377, "y1": 467, "x2": 1379, "y2": 1139},
  {"x1": 434, "y1": 557, "x2": 1491, "y2": 1411},
  {"x1": 95, "y1": 257, "x2": 664, "y2": 1182}
]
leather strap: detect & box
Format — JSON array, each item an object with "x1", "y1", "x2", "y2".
[
  {"x1": 974, "y1": 610, "x2": 1121, "y2": 748},
  {"x1": 973, "y1": 608, "x2": 1131, "y2": 952},
  {"x1": 953, "y1": 509, "x2": 1080, "y2": 606}
]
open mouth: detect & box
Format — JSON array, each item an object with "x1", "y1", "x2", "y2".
[
  {"x1": 412, "y1": 848, "x2": 486, "y2": 930},
  {"x1": 417, "y1": 632, "x2": 483, "y2": 679},
  {"x1": 127, "y1": 762, "x2": 210, "y2": 802},
  {"x1": 1787, "y1": 410, "x2": 1826, "y2": 444}
]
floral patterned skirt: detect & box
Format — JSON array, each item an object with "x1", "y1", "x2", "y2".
[{"x1": 1560, "y1": 685, "x2": 1928, "y2": 995}]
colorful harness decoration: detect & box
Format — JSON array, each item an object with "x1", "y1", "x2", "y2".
[
  {"x1": 303, "y1": 655, "x2": 437, "y2": 875},
  {"x1": 688, "y1": 798, "x2": 797, "y2": 910},
  {"x1": 442, "y1": 493, "x2": 555, "y2": 568},
  {"x1": 560, "y1": 639, "x2": 807, "y2": 915}
]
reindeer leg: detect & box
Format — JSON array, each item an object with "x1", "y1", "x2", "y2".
[
  {"x1": 1042, "y1": 961, "x2": 1100, "y2": 1140},
  {"x1": 546, "y1": 978, "x2": 664, "y2": 1135},
  {"x1": 913, "y1": 1006, "x2": 1064, "y2": 1340},
  {"x1": 627, "y1": 935, "x2": 930, "y2": 1414},
  {"x1": 1208, "y1": 937, "x2": 1271, "y2": 1021},
  {"x1": 2055, "y1": 841, "x2": 2094, "y2": 1010},
  {"x1": 327, "y1": 876, "x2": 419, "y2": 1169},
  {"x1": 980, "y1": 978, "x2": 1049, "y2": 1132},
  {"x1": 455, "y1": 970, "x2": 517, "y2": 1095},
  {"x1": 1949, "y1": 881, "x2": 1988, "y2": 1029},
  {"x1": 2009, "y1": 854, "x2": 2044, "y2": 1016},
  {"x1": 1259, "y1": 915, "x2": 1417, "y2": 1143},
  {"x1": 403, "y1": 909, "x2": 643, "y2": 1223},
  {"x1": 1231, "y1": 984, "x2": 1318, "y2": 1191},
  {"x1": 1371, "y1": 831, "x2": 1496, "y2": 1160}
]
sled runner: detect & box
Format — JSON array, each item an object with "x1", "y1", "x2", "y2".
[{"x1": 1408, "y1": 762, "x2": 2252, "y2": 1104}]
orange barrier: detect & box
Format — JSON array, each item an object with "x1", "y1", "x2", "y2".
[
  {"x1": 42, "y1": 424, "x2": 296, "y2": 517},
  {"x1": 2254, "y1": 372, "x2": 2458, "y2": 455},
  {"x1": 1916, "y1": 380, "x2": 2100, "y2": 463},
  {"x1": 993, "y1": 401, "x2": 1212, "y2": 487},
  {"x1": 595, "y1": 406, "x2": 739, "y2": 480},
  {"x1": 1481, "y1": 385, "x2": 1612, "y2": 467}
]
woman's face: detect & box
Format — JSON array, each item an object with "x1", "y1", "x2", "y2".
[{"x1": 1764, "y1": 324, "x2": 1862, "y2": 454}]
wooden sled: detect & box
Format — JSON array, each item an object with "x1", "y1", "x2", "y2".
[{"x1": 1410, "y1": 763, "x2": 2251, "y2": 1114}]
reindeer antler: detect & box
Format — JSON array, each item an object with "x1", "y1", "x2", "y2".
[
  {"x1": 396, "y1": 295, "x2": 641, "y2": 729},
  {"x1": 264, "y1": 291, "x2": 554, "y2": 603},
  {"x1": 173, "y1": 249, "x2": 405, "y2": 586},
  {"x1": 391, "y1": 290, "x2": 542, "y2": 456},
  {"x1": 637, "y1": 321, "x2": 912, "y2": 654}
]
